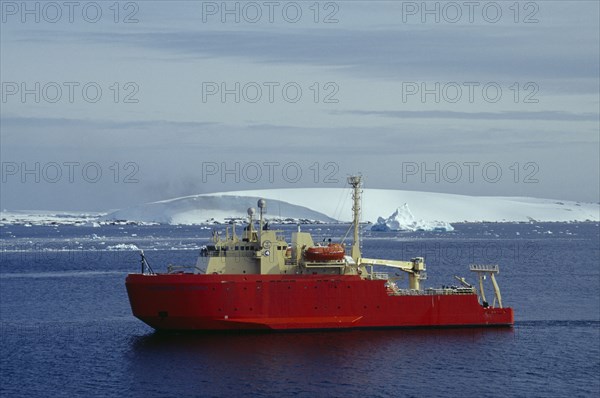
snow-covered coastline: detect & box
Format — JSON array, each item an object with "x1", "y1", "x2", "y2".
[
  {"x1": 0, "y1": 210, "x2": 105, "y2": 227},
  {"x1": 2, "y1": 188, "x2": 598, "y2": 226}
]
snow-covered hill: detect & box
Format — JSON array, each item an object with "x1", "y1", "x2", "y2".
[
  {"x1": 238, "y1": 188, "x2": 600, "y2": 223},
  {"x1": 101, "y1": 188, "x2": 598, "y2": 224},
  {"x1": 100, "y1": 195, "x2": 336, "y2": 224},
  {"x1": 3, "y1": 188, "x2": 598, "y2": 226}
]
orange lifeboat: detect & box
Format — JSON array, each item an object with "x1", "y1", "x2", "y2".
[{"x1": 304, "y1": 243, "x2": 345, "y2": 262}]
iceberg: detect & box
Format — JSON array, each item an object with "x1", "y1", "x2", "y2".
[{"x1": 371, "y1": 203, "x2": 454, "y2": 232}]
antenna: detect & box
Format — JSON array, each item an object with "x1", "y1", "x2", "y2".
[
  {"x1": 257, "y1": 199, "x2": 266, "y2": 241},
  {"x1": 247, "y1": 207, "x2": 255, "y2": 230}
]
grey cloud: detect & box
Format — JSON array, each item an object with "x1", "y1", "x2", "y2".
[
  {"x1": 19, "y1": 25, "x2": 598, "y2": 87},
  {"x1": 337, "y1": 110, "x2": 599, "y2": 121}
]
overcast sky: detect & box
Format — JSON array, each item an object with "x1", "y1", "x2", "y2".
[{"x1": 1, "y1": 0, "x2": 598, "y2": 211}]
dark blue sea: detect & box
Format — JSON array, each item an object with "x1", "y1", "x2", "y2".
[{"x1": 1, "y1": 222, "x2": 599, "y2": 397}]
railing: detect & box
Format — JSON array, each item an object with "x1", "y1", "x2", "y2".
[
  {"x1": 371, "y1": 272, "x2": 389, "y2": 280},
  {"x1": 167, "y1": 264, "x2": 205, "y2": 274},
  {"x1": 304, "y1": 260, "x2": 346, "y2": 268},
  {"x1": 470, "y1": 264, "x2": 499, "y2": 273}
]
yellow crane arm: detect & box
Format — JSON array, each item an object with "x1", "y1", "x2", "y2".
[
  {"x1": 359, "y1": 258, "x2": 416, "y2": 271},
  {"x1": 359, "y1": 257, "x2": 426, "y2": 290}
]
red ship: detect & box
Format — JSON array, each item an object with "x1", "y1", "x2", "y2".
[{"x1": 126, "y1": 176, "x2": 514, "y2": 331}]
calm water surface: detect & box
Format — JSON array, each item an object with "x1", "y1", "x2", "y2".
[{"x1": 1, "y1": 223, "x2": 599, "y2": 397}]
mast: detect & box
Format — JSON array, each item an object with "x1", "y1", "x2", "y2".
[
  {"x1": 347, "y1": 175, "x2": 362, "y2": 261},
  {"x1": 246, "y1": 207, "x2": 255, "y2": 241},
  {"x1": 257, "y1": 199, "x2": 266, "y2": 242}
]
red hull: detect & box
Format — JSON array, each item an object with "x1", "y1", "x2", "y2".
[{"x1": 126, "y1": 274, "x2": 513, "y2": 331}]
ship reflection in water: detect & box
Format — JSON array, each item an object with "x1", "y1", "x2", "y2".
[{"x1": 126, "y1": 328, "x2": 516, "y2": 397}]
